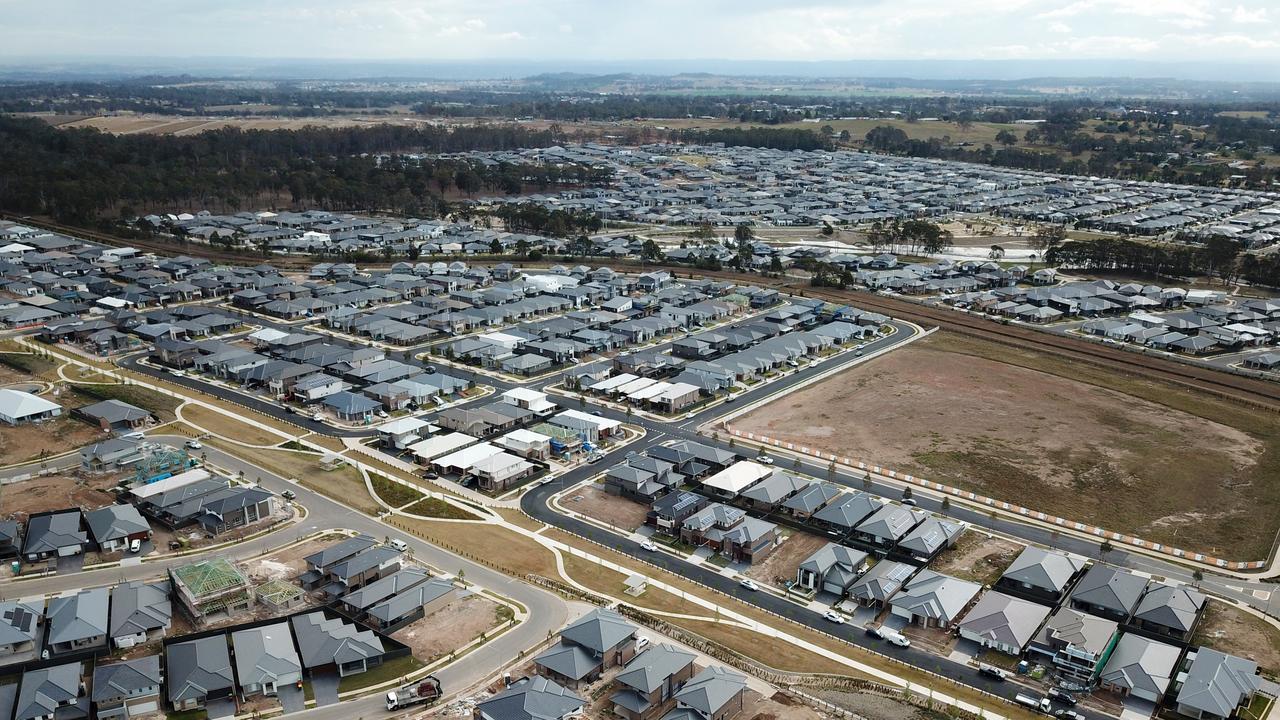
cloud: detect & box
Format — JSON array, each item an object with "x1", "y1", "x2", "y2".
[
  {"x1": 1229, "y1": 5, "x2": 1268, "y2": 23},
  {"x1": 1048, "y1": 21, "x2": 1072, "y2": 33}
]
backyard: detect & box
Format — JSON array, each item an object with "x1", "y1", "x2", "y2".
[
  {"x1": 1192, "y1": 599, "x2": 1280, "y2": 679},
  {"x1": 743, "y1": 530, "x2": 829, "y2": 587},
  {"x1": 736, "y1": 331, "x2": 1280, "y2": 559},
  {"x1": 929, "y1": 533, "x2": 1023, "y2": 587}
]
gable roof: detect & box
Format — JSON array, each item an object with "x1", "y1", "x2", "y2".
[
  {"x1": 1133, "y1": 584, "x2": 1205, "y2": 633},
  {"x1": 232, "y1": 622, "x2": 302, "y2": 687},
  {"x1": 304, "y1": 534, "x2": 377, "y2": 569},
  {"x1": 889, "y1": 570, "x2": 982, "y2": 624},
  {"x1": 673, "y1": 666, "x2": 747, "y2": 716},
  {"x1": 475, "y1": 676, "x2": 584, "y2": 720},
  {"x1": 108, "y1": 581, "x2": 171, "y2": 639},
  {"x1": 290, "y1": 612, "x2": 384, "y2": 669},
  {"x1": 1070, "y1": 565, "x2": 1148, "y2": 616},
  {"x1": 559, "y1": 607, "x2": 637, "y2": 655},
  {"x1": 91, "y1": 656, "x2": 162, "y2": 702},
  {"x1": 166, "y1": 635, "x2": 234, "y2": 703},
  {"x1": 1001, "y1": 547, "x2": 1085, "y2": 593},
  {"x1": 1176, "y1": 649, "x2": 1261, "y2": 718},
  {"x1": 958, "y1": 591, "x2": 1052, "y2": 650},
  {"x1": 47, "y1": 587, "x2": 108, "y2": 645}
]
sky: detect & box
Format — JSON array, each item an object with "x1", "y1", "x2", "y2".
[{"x1": 0, "y1": 0, "x2": 1277, "y2": 66}]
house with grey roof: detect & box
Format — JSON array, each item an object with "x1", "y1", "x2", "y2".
[
  {"x1": 888, "y1": 570, "x2": 982, "y2": 629},
  {"x1": 670, "y1": 666, "x2": 747, "y2": 720},
  {"x1": 75, "y1": 399, "x2": 152, "y2": 431},
  {"x1": 1130, "y1": 584, "x2": 1205, "y2": 645},
  {"x1": 300, "y1": 534, "x2": 377, "y2": 586},
  {"x1": 796, "y1": 543, "x2": 869, "y2": 597},
  {"x1": 852, "y1": 504, "x2": 925, "y2": 549},
  {"x1": 848, "y1": 560, "x2": 917, "y2": 607},
  {"x1": 1069, "y1": 565, "x2": 1149, "y2": 623},
  {"x1": 314, "y1": 546, "x2": 402, "y2": 597},
  {"x1": 897, "y1": 517, "x2": 965, "y2": 563},
  {"x1": 22, "y1": 509, "x2": 87, "y2": 561},
  {"x1": 610, "y1": 643, "x2": 697, "y2": 720},
  {"x1": 338, "y1": 568, "x2": 429, "y2": 614},
  {"x1": 231, "y1": 622, "x2": 302, "y2": 698},
  {"x1": 92, "y1": 655, "x2": 162, "y2": 720},
  {"x1": 84, "y1": 504, "x2": 151, "y2": 553},
  {"x1": 811, "y1": 492, "x2": 882, "y2": 532},
  {"x1": 780, "y1": 481, "x2": 842, "y2": 520},
  {"x1": 109, "y1": 581, "x2": 171, "y2": 648},
  {"x1": 46, "y1": 587, "x2": 109, "y2": 655},
  {"x1": 290, "y1": 611, "x2": 385, "y2": 677},
  {"x1": 166, "y1": 634, "x2": 235, "y2": 712},
  {"x1": 996, "y1": 547, "x2": 1087, "y2": 606},
  {"x1": 738, "y1": 472, "x2": 807, "y2": 511},
  {"x1": 535, "y1": 608, "x2": 639, "y2": 689},
  {"x1": 16, "y1": 662, "x2": 86, "y2": 720},
  {"x1": 1174, "y1": 648, "x2": 1261, "y2": 720},
  {"x1": 0, "y1": 600, "x2": 42, "y2": 654},
  {"x1": 1028, "y1": 606, "x2": 1120, "y2": 682},
  {"x1": 474, "y1": 676, "x2": 584, "y2": 720},
  {"x1": 957, "y1": 591, "x2": 1053, "y2": 656},
  {"x1": 1099, "y1": 633, "x2": 1182, "y2": 703},
  {"x1": 365, "y1": 577, "x2": 456, "y2": 631}
]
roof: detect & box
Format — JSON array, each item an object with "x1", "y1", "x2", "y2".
[
  {"x1": 559, "y1": 607, "x2": 637, "y2": 654},
  {"x1": 854, "y1": 503, "x2": 922, "y2": 541},
  {"x1": 899, "y1": 517, "x2": 965, "y2": 556},
  {"x1": 739, "y1": 472, "x2": 808, "y2": 504},
  {"x1": 1070, "y1": 565, "x2": 1148, "y2": 616},
  {"x1": 290, "y1": 611, "x2": 384, "y2": 669},
  {"x1": 47, "y1": 587, "x2": 109, "y2": 645},
  {"x1": 433, "y1": 441, "x2": 502, "y2": 470},
  {"x1": 23, "y1": 510, "x2": 86, "y2": 555},
  {"x1": 232, "y1": 622, "x2": 302, "y2": 687},
  {"x1": 340, "y1": 568, "x2": 429, "y2": 611},
  {"x1": 889, "y1": 570, "x2": 982, "y2": 624},
  {"x1": 1036, "y1": 607, "x2": 1118, "y2": 657},
  {"x1": 849, "y1": 560, "x2": 916, "y2": 603},
  {"x1": 16, "y1": 662, "x2": 83, "y2": 720},
  {"x1": 1175, "y1": 649, "x2": 1261, "y2": 718},
  {"x1": 799, "y1": 542, "x2": 869, "y2": 578},
  {"x1": 673, "y1": 666, "x2": 747, "y2": 716},
  {"x1": 958, "y1": 591, "x2": 1052, "y2": 650},
  {"x1": 84, "y1": 504, "x2": 149, "y2": 544},
  {"x1": 167, "y1": 635, "x2": 234, "y2": 703},
  {"x1": 475, "y1": 676, "x2": 584, "y2": 720},
  {"x1": 366, "y1": 578, "x2": 455, "y2": 623},
  {"x1": 1133, "y1": 583, "x2": 1205, "y2": 633},
  {"x1": 77, "y1": 399, "x2": 150, "y2": 424},
  {"x1": 0, "y1": 389, "x2": 61, "y2": 420},
  {"x1": 1100, "y1": 633, "x2": 1181, "y2": 697},
  {"x1": 171, "y1": 557, "x2": 249, "y2": 597},
  {"x1": 92, "y1": 656, "x2": 162, "y2": 702},
  {"x1": 304, "y1": 534, "x2": 376, "y2": 569},
  {"x1": 534, "y1": 640, "x2": 600, "y2": 681},
  {"x1": 0, "y1": 600, "x2": 42, "y2": 648},
  {"x1": 615, "y1": 644, "x2": 696, "y2": 694},
  {"x1": 700, "y1": 460, "x2": 771, "y2": 495},
  {"x1": 812, "y1": 492, "x2": 883, "y2": 528},
  {"x1": 1001, "y1": 547, "x2": 1085, "y2": 593},
  {"x1": 108, "y1": 581, "x2": 171, "y2": 639}
]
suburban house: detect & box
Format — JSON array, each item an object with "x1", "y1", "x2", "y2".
[
  {"x1": 534, "y1": 608, "x2": 639, "y2": 689},
  {"x1": 84, "y1": 504, "x2": 151, "y2": 553},
  {"x1": 22, "y1": 509, "x2": 88, "y2": 561},
  {"x1": 231, "y1": 622, "x2": 303, "y2": 698},
  {"x1": 0, "y1": 389, "x2": 62, "y2": 425},
  {"x1": 0, "y1": 600, "x2": 43, "y2": 654},
  {"x1": 364, "y1": 578, "x2": 456, "y2": 631},
  {"x1": 888, "y1": 570, "x2": 982, "y2": 629},
  {"x1": 995, "y1": 547, "x2": 1087, "y2": 606},
  {"x1": 0, "y1": 519, "x2": 20, "y2": 558},
  {"x1": 311, "y1": 546, "x2": 402, "y2": 596},
  {"x1": 299, "y1": 534, "x2": 377, "y2": 587},
  {"x1": 609, "y1": 643, "x2": 697, "y2": 720},
  {"x1": 1130, "y1": 584, "x2": 1206, "y2": 645},
  {"x1": 109, "y1": 581, "x2": 172, "y2": 648},
  {"x1": 1069, "y1": 565, "x2": 1149, "y2": 623},
  {"x1": 92, "y1": 656, "x2": 163, "y2": 720},
  {"x1": 170, "y1": 558, "x2": 253, "y2": 623},
  {"x1": 648, "y1": 491, "x2": 711, "y2": 536},
  {"x1": 848, "y1": 560, "x2": 917, "y2": 607},
  {"x1": 670, "y1": 666, "x2": 748, "y2": 720},
  {"x1": 1174, "y1": 648, "x2": 1261, "y2": 720},
  {"x1": 738, "y1": 472, "x2": 808, "y2": 511},
  {"x1": 1098, "y1": 633, "x2": 1182, "y2": 703},
  {"x1": 473, "y1": 676, "x2": 585, "y2": 720},
  {"x1": 75, "y1": 399, "x2": 152, "y2": 432},
  {"x1": 852, "y1": 504, "x2": 925, "y2": 549},
  {"x1": 1028, "y1": 607, "x2": 1120, "y2": 683},
  {"x1": 291, "y1": 611, "x2": 386, "y2": 678},
  {"x1": 46, "y1": 587, "x2": 109, "y2": 654},
  {"x1": 167, "y1": 635, "x2": 236, "y2": 712},
  {"x1": 679, "y1": 503, "x2": 777, "y2": 564},
  {"x1": 795, "y1": 543, "x2": 870, "y2": 597},
  {"x1": 956, "y1": 591, "x2": 1053, "y2": 656},
  {"x1": 15, "y1": 662, "x2": 86, "y2": 720}
]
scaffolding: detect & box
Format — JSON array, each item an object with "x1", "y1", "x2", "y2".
[{"x1": 170, "y1": 557, "x2": 252, "y2": 619}]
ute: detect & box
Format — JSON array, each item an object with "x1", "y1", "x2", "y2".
[{"x1": 386, "y1": 676, "x2": 442, "y2": 711}]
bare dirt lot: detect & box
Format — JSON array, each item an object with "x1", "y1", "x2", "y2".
[
  {"x1": 1193, "y1": 599, "x2": 1280, "y2": 678},
  {"x1": 2, "y1": 473, "x2": 117, "y2": 520},
  {"x1": 392, "y1": 593, "x2": 502, "y2": 664},
  {"x1": 243, "y1": 536, "x2": 343, "y2": 584},
  {"x1": 744, "y1": 530, "x2": 828, "y2": 587},
  {"x1": 0, "y1": 415, "x2": 105, "y2": 466},
  {"x1": 811, "y1": 688, "x2": 949, "y2": 720},
  {"x1": 563, "y1": 483, "x2": 650, "y2": 530},
  {"x1": 741, "y1": 690, "x2": 826, "y2": 720},
  {"x1": 929, "y1": 533, "x2": 1022, "y2": 587},
  {"x1": 736, "y1": 331, "x2": 1279, "y2": 558}
]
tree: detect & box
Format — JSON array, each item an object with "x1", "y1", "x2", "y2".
[
  {"x1": 1099, "y1": 539, "x2": 1114, "y2": 559},
  {"x1": 1191, "y1": 569, "x2": 1204, "y2": 587},
  {"x1": 769, "y1": 255, "x2": 783, "y2": 273},
  {"x1": 734, "y1": 224, "x2": 754, "y2": 268},
  {"x1": 995, "y1": 129, "x2": 1018, "y2": 147},
  {"x1": 489, "y1": 238, "x2": 502, "y2": 254},
  {"x1": 988, "y1": 244, "x2": 1005, "y2": 260},
  {"x1": 862, "y1": 473, "x2": 872, "y2": 490},
  {"x1": 902, "y1": 486, "x2": 913, "y2": 501},
  {"x1": 1029, "y1": 225, "x2": 1066, "y2": 268},
  {"x1": 940, "y1": 496, "x2": 950, "y2": 512},
  {"x1": 640, "y1": 238, "x2": 664, "y2": 263}
]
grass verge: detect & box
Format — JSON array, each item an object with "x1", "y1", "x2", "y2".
[
  {"x1": 182, "y1": 404, "x2": 285, "y2": 445},
  {"x1": 336, "y1": 655, "x2": 425, "y2": 694},
  {"x1": 370, "y1": 474, "x2": 425, "y2": 507},
  {"x1": 402, "y1": 497, "x2": 480, "y2": 520}
]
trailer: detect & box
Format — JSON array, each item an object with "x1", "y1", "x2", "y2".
[
  {"x1": 386, "y1": 676, "x2": 442, "y2": 711},
  {"x1": 1014, "y1": 693, "x2": 1051, "y2": 713}
]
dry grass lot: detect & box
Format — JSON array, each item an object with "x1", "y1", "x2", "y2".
[
  {"x1": 929, "y1": 533, "x2": 1022, "y2": 587},
  {"x1": 243, "y1": 537, "x2": 339, "y2": 583},
  {"x1": 737, "y1": 331, "x2": 1280, "y2": 559},
  {"x1": 0, "y1": 415, "x2": 104, "y2": 466},
  {"x1": 1192, "y1": 600, "x2": 1280, "y2": 678},
  {"x1": 564, "y1": 484, "x2": 650, "y2": 530},
  {"x1": 740, "y1": 691, "x2": 827, "y2": 720},
  {"x1": 206, "y1": 440, "x2": 381, "y2": 515},
  {"x1": 812, "y1": 688, "x2": 952, "y2": 720},
  {"x1": 181, "y1": 405, "x2": 285, "y2": 446},
  {"x1": 744, "y1": 530, "x2": 828, "y2": 586},
  {"x1": 392, "y1": 593, "x2": 502, "y2": 663},
  {"x1": 2, "y1": 474, "x2": 116, "y2": 520},
  {"x1": 560, "y1": 553, "x2": 704, "y2": 617}
]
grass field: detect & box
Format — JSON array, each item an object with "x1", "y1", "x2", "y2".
[
  {"x1": 206, "y1": 439, "x2": 380, "y2": 515},
  {"x1": 181, "y1": 405, "x2": 285, "y2": 446},
  {"x1": 1192, "y1": 600, "x2": 1280, "y2": 678},
  {"x1": 369, "y1": 474, "x2": 424, "y2": 507},
  {"x1": 70, "y1": 383, "x2": 181, "y2": 420},
  {"x1": 736, "y1": 331, "x2": 1280, "y2": 559},
  {"x1": 402, "y1": 497, "x2": 480, "y2": 520}
]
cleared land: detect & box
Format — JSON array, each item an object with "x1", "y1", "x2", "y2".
[
  {"x1": 1192, "y1": 600, "x2": 1280, "y2": 678},
  {"x1": 564, "y1": 484, "x2": 650, "y2": 530},
  {"x1": 736, "y1": 331, "x2": 1279, "y2": 558},
  {"x1": 392, "y1": 593, "x2": 502, "y2": 663},
  {"x1": 744, "y1": 530, "x2": 828, "y2": 586},
  {"x1": 181, "y1": 405, "x2": 285, "y2": 446},
  {"x1": 930, "y1": 533, "x2": 1022, "y2": 587},
  {"x1": 205, "y1": 440, "x2": 380, "y2": 515},
  {"x1": 0, "y1": 415, "x2": 103, "y2": 466},
  {"x1": 1, "y1": 474, "x2": 116, "y2": 520}
]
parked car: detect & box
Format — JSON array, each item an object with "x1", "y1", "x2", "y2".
[
  {"x1": 640, "y1": 540, "x2": 657, "y2": 552},
  {"x1": 978, "y1": 664, "x2": 1007, "y2": 681},
  {"x1": 757, "y1": 455, "x2": 773, "y2": 465},
  {"x1": 1047, "y1": 689, "x2": 1077, "y2": 706},
  {"x1": 424, "y1": 472, "x2": 439, "y2": 480},
  {"x1": 587, "y1": 455, "x2": 603, "y2": 464},
  {"x1": 823, "y1": 610, "x2": 846, "y2": 624},
  {"x1": 901, "y1": 497, "x2": 917, "y2": 506},
  {"x1": 280, "y1": 489, "x2": 296, "y2": 500},
  {"x1": 128, "y1": 538, "x2": 141, "y2": 554},
  {"x1": 376, "y1": 410, "x2": 389, "y2": 418},
  {"x1": 864, "y1": 622, "x2": 885, "y2": 639},
  {"x1": 739, "y1": 578, "x2": 759, "y2": 592},
  {"x1": 883, "y1": 631, "x2": 911, "y2": 648},
  {"x1": 635, "y1": 634, "x2": 651, "y2": 651},
  {"x1": 185, "y1": 439, "x2": 202, "y2": 450},
  {"x1": 1055, "y1": 711, "x2": 1084, "y2": 720}
]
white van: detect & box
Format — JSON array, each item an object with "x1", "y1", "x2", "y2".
[{"x1": 388, "y1": 539, "x2": 409, "y2": 552}]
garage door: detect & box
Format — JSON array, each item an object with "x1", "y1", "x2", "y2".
[
  {"x1": 822, "y1": 581, "x2": 845, "y2": 596},
  {"x1": 57, "y1": 545, "x2": 80, "y2": 557},
  {"x1": 127, "y1": 700, "x2": 158, "y2": 716}
]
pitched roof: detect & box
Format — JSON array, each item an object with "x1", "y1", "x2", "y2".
[
  {"x1": 1000, "y1": 547, "x2": 1085, "y2": 593},
  {"x1": 84, "y1": 504, "x2": 149, "y2": 544},
  {"x1": 1176, "y1": 649, "x2": 1261, "y2": 718},
  {"x1": 16, "y1": 662, "x2": 82, "y2": 720},
  {"x1": 1100, "y1": 634, "x2": 1181, "y2": 697},
  {"x1": 0, "y1": 600, "x2": 42, "y2": 648},
  {"x1": 304, "y1": 534, "x2": 377, "y2": 569},
  {"x1": 232, "y1": 622, "x2": 302, "y2": 687},
  {"x1": 47, "y1": 587, "x2": 108, "y2": 645},
  {"x1": 1036, "y1": 607, "x2": 1119, "y2": 656},
  {"x1": 475, "y1": 676, "x2": 584, "y2": 720},
  {"x1": 290, "y1": 611, "x2": 384, "y2": 669},
  {"x1": 559, "y1": 607, "x2": 637, "y2": 655},
  {"x1": 1070, "y1": 565, "x2": 1148, "y2": 616},
  {"x1": 958, "y1": 591, "x2": 1052, "y2": 650},
  {"x1": 673, "y1": 666, "x2": 747, "y2": 716},
  {"x1": 23, "y1": 510, "x2": 86, "y2": 555},
  {"x1": 0, "y1": 389, "x2": 61, "y2": 420},
  {"x1": 108, "y1": 581, "x2": 171, "y2": 639},
  {"x1": 614, "y1": 643, "x2": 696, "y2": 694},
  {"x1": 1133, "y1": 584, "x2": 1205, "y2": 633},
  {"x1": 166, "y1": 635, "x2": 234, "y2": 703},
  {"x1": 889, "y1": 570, "x2": 982, "y2": 624},
  {"x1": 534, "y1": 641, "x2": 600, "y2": 681},
  {"x1": 91, "y1": 656, "x2": 162, "y2": 702}
]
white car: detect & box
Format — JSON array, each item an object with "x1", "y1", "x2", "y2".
[
  {"x1": 823, "y1": 610, "x2": 846, "y2": 624},
  {"x1": 739, "y1": 578, "x2": 759, "y2": 592},
  {"x1": 128, "y1": 538, "x2": 142, "y2": 553},
  {"x1": 185, "y1": 440, "x2": 202, "y2": 450},
  {"x1": 376, "y1": 410, "x2": 389, "y2": 418},
  {"x1": 635, "y1": 635, "x2": 651, "y2": 651},
  {"x1": 640, "y1": 540, "x2": 658, "y2": 552},
  {"x1": 756, "y1": 455, "x2": 774, "y2": 465}
]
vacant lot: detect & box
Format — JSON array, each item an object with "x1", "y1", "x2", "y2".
[
  {"x1": 563, "y1": 484, "x2": 649, "y2": 530},
  {"x1": 71, "y1": 384, "x2": 181, "y2": 421},
  {"x1": 930, "y1": 533, "x2": 1022, "y2": 587},
  {"x1": 206, "y1": 440, "x2": 380, "y2": 515},
  {"x1": 392, "y1": 593, "x2": 502, "y2": 663},
  {"x1": 0, "y1": 415, "x2": 104, "y2": 466},
  {"x1": 1193, "y1": 600, "x2": 1280, "y2": 678},
  {"x1": 738, "y1": 331, "x2": 1279, "y2": 558},
  {"x1": 2, "y1": 474, "x2": 117, "y2": 519},
  {"x1": 744, "y1": 530, "x2": 828, "y2": 587},
  {"x1": 181, "y1": 405, "x2": 284, "y2": 446}
]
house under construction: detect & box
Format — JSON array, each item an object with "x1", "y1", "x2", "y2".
[{"x1": 170, "y1": 557, "x2": 253, "y2": 623}]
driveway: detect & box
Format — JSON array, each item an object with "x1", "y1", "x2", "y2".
[
  {"x1": 277, "y1": 684, "x2": 306, "y2": 714},
  {"x1": 1120, "y1": 697, "x2": 1157, "y2": 720},
  {"x1": 206, "y1": 698, "x2": 237, "y2": 720},
  {"x1": 310, "y1": 670, "x2": 340, "y2": 707},
  {"x1": 55, "y1": 554, "x2": 84, "y2": 574}
]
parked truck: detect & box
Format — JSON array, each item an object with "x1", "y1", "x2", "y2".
[
  {"x1": 1014, "y1": 694, "x2": 1052, "y2": 713},
  {"x1": 385, "y1": 676, "x2": 442, "y2": 711}
]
